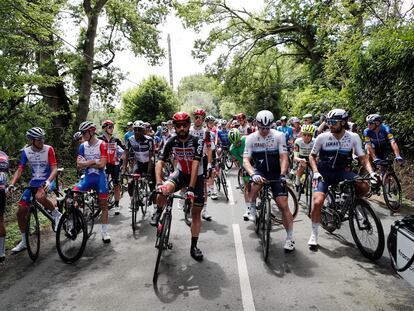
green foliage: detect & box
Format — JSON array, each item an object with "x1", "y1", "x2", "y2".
[
  {"x1": 118, "y1": 75, "x2": 179, "y2": 126},
  {"x1": 181, "y1": 91, "x2": 217, "y2": 116},
  {"x1": 219, "y1": 101, "x2": 238, "y2": 119}
]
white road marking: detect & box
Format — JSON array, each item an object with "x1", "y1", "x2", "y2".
[
  {"x1": 227, "y1": 179, "x2": 235, "y2": 205},
  {"x1": 232, "y1": 224, "x2": 256, "y2": 311}
]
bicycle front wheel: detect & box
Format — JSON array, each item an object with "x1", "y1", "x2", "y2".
[
  {"x1": 25, "y1": 206, "x2": 40, "y2": 262},
  {"x1": 271, "y1": 186, "x2": 298, "y2": 224},
  {"x1": 131, "y1": 186, "x2": 138, "y2": 232},
  {"x1": 225, "y1": 152, "x2": 233, "y2": 169},
  {"x1": 382, "y1": 172, "x2": 402, "y2": 212},
  {"x1": 237, "y1": 168, "x2": 245, "y2": 192},
  {"x1": 349, "y1": 199, "x2": 385, "y2": 261},
  {"x1": 153, "y1": 212, "x2": 172, "y2": 283},
  {"x1": 221, "y1": 171, "x2": 229, "y2": 201},
  {"x1": 261, "y1": 198, "x2": 272, "y2": 262},
  {"x1": 56, "y1": 209, "x2": 87, "y2": 264},
  {"x1": 140, "y1": 180, "x2": 149, "y2": 217},
  {"x1": 83, "y1": 194, "x2": 95, "y2": 238}
]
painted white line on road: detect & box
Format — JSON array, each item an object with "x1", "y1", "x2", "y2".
[
  {"x1": 232, "y1": 224, "x2": 256, "y2": 311},
  {"x1": 227, "y1": 179, "x2": 235, "y2": 205}
]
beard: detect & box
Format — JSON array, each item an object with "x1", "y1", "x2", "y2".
[
  {"x1": 330, "y1": 125, "x2": 342, "y2": 133},
  {"x1": 177, "y1": 129, "x2": 189, "y2": 139}
]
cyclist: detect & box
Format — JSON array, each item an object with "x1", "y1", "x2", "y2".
[
  {"x1": 216, "y1": 120, "x2": 230, "y2": 156},
  {"x1": 277, "y1": 116, "x2": 294, "y2": 147},
  {"x1": 363, "y1": 114, "x2": 403, "y2": 164},
  {"x1": 228, "y1": 129, "x2": 251, "y2": 221},
  {"x1": 123, "y1": 121, "x2": 156, "y2": 214},
  {"x1": 205, "y1": 115, "x2": 218, "y2": 200},
  {"x1": 293, "y1": 125, "x2": 315, "y2": 193},
  {"x1": 243, "y1": 110, "x2": 295, "y2": 252},
  {"x1": 99, "y1": 120, "x2": 125, "y2": 215},
  {"x1": 124, "y1": 121, "x2": 134, "y2": 143},
  {"x1": 8, "y1": 127, "x2": 62, "y2": 252},
  {"x1": 237, "y1": 113, "x2": 252, "y2": 136},
  {"x1": 308, "y1": 109, "x2": 377, "y2": 248},
  {"x1": 0, "y1": 151, "x2": 9, "y2": 261},
  {"x1": 153, "y1": 112, "x2": 205, "y2": 261},
  {"x1": 166, "y1": 120, "x2": 175, "y2": 136},
  {"x1": 190, "y1": 108, "x2": 213, "y2": 220},
  {"x1": 291, "y1": 117, "x2": 302, "y2": 140},
  {"x1": 74, "y1": 121, "x2": 111, "y2": 243}
]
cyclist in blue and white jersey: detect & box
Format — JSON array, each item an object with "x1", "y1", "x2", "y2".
[
  {"x1": 308, "y1": 109, "x2": 377, "y2": 248},
  {"x1": 124, "y1": 121, "x2": 134, "y2": 144},
  {"x1": 243, "y1": 110, "x2": 296, "y2": 252},
  {"x1": 363, "y1": 114, "x2": 403, "y2": 164},
  {"x1": 277, "y1": 116, "x2": 294, "y2": 147}
]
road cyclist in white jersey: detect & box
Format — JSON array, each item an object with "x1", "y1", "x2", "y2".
[
  {"x1": 308, "y1": 109, "x2": 378, "y2": 248},
  {"x1": 8, "y1": 127, "x2": 62, "y2": 252},
  {"x1": 189, "y1": 108, "x2": 214, "y2": 221},
  {"x1": 205, "y1": 115, "x2": 218, "y2": 200},
  {"x1": 243, "y1": 110, "x2": 296, "y2": 252}
]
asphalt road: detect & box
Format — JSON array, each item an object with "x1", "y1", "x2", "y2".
[{"x1": 1, "y1": 168, "x2": 413, "y2": 311}]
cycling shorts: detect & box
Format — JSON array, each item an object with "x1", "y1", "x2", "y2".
[
  {"x1": 73, "y1": 172, "x2": 108, "y2": 200},
  {"x1": 105, "y1": 163, "x2": 120, "y2": 186},
  {"x1": 132, "y1": 162, "x2": 155, "y2": 191},
  {"x1": 167, "y1": 170, "x2": 204, "y2": 207},
  {"x1": 19, "y1": 182, "x2": 55, "y2": 208},
  {"x1": 254, "y1": 170, "x2": 287, "y2": 197},
  {"x1": 314, "y1": 168, "x2": 358, "y2": 194},
  {"x1": 0, "y1": 190, "x2": 5, "y2": 217}
]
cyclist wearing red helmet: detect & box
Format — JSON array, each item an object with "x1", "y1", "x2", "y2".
[
  {"x1": 99, "y1": 120, "x2": 125, "y2": 215},
  {"x1": 154, "y1": 112, "x2": 205, "y2": 261},
  {"x1": 237, "y1": 112, "x2": 253, "y2": 136}
]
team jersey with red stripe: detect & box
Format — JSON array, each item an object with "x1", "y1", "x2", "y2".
[
  {"x1": 78, "y1": 140, "x2": 107, "y2": 175},
  {"x1": 19, "y1": 145, "x2": 57, "y2": 186}
]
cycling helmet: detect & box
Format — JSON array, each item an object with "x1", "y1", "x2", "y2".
[
  {"x1": 291, "y1": 117, "x2": 300, "y2": 123},
  {"x1": 247, "y1": 115, "x2": 254, "y2": 122},
  {"x1": 193, "y1": 108, "x2": 206, "y2": 116},
  {"x1": 79, "y1": 121, "x2": 96, "y2": 132},
  {"x1": 366, "y1": 114, "x2": 381, "y2": 123},
  {"x1": 303, "y1": 113, "x2": 313, "y2": 119},
  {"x1": 236, "y1": 112, "x2": 246, "y2": 120},
  {"x1": 127, "y1": 121, "x2": 133, "y2": 127},
  {"x1": 162, "y1": 126, "x2": 169, "y2": 133},
  {"x1": 232, "y1": 120, "x2": 240, "y2": 126},
  {"x1": 301, "y1": 125, "x2": 315, "y2": 136},
  {"x1": 280, "y1": 116, "x2": 288, "y2": 121},
  {"x1": 102, "y1": 119, "x2": 114, "y2": 128},
  {"x1": 133, "y1": 120, "x2": 145, "y2": 129},
  {"x1": 256, "y1": 110, "x2": 274, "y2": 127},
  {"x1": 172, "y1": 111, "x2": 191, "y2": 124},
  {"x1": 221, "y1": 120, "x2": 228, "y2": 126},
  {"x1": 26, "y1": 127, "x2": 45, "y2": 140},
  {"x1": 205, "y1": 115, "x2": 216, "y2": 122},
  {"x1": 326, "y1": 109, "x2": 348, "y2": 121},
  {"x1": 228, "y1": 128, "x2": 241, "y2": 144},
  {"x1": 73, "y1": 131, "x2": 82, "y2": 142},
  {"x1": 166, "y1": 120, "x2": 173, "y2": 125}
]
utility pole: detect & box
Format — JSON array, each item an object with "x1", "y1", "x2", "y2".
[{"x1": 167, "y1": 34, "x2": 173, "y2": 88}]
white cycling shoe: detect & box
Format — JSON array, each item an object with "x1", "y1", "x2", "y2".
[
  {"x1": 102, "y1": 232, "x2": 111, "y2": 244},
  {"x1": 284, "y1": 239, "x2": 295, "y2": 252},
  {"x1": 12, "y1": 240, "x2": 27, "y2": 253},
  {"x1": 308, "y1": 234, "x2": 318, "y2": 247}
]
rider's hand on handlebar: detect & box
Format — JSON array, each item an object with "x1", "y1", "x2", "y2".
[
  {"x1": 280, "y1": 174, "x2": 288, "y2": 184},
  {"x1": 185, "y1": 187, "x2": 195, "y2": 201},
  {"x1": 369, "y1": 172, "x2": 380, "y2": 184},
  {"x1": 43, "y1": 180, "x2": 52, "y2": 192},
  {"x1": 252, "y1": 174, "x2": 265, "y2": 184},
  {"x1": 313, "y1": 172, "x2": 324, "y2": 182},
  {"x1": 373, "y1": 158, "x2": 382, "y2": 165},
  {"x1": 157, "y1": 183, "x2": 168, "y2": 195}
]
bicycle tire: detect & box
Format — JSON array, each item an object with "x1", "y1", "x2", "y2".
[
  {"x1": 131, "y1": 186, "x2": 138, "y2": 232},
  {"x1": 382, "y1": 172, "x2": 402, "y2": 212},
  {"x1": 56, "y1": 208, "x2": 87, "y2": 263},
  {"x1": 237, "y1": 168, "x2": 245, "y2": 192},
  {"x1": 225, "y1": 151, "x2": 233, "y2": 169},
  {"x1": 262, "y1": 197, "x2": 271, "y2": 261},
  {"x1": 320, "y1": 190, "x2": 337, "y2": 232},
  {"x1": 82, "y1": 194, "x2": 95, "y2": 238},
  {"x1": 25, "y1": 205, "x2": 40, "y2": 262},
  {"x1": 305, "y1": 173, "x2": 312, "y2": 213},
  {"x1": 349, "y1": 198, "x2": 385, "y2": 261},
  {"x1": 107, "y1": 178, "x2": 115, "y2": 210},
  {"x1": 141, "y1": 179, "x2": 149, "y2": 217},
  {"x1": 221, "y1": 171, "x2": 229, "y2": 201},
  {"x1": 271, "y1": 186, "x2": 298, "y2": 224},
  {"x1": 184, "y1": 200, "x2": 192, "y2": 227},
  {"x1": 215, "y1": 174, "x2": 221, "y2": 193},
  {"x1": 255, "y1": 201, "x2": 263, "y2": 234},
  {"x1": 153, "y1": 212, "x2": 171, "y2": 283}
]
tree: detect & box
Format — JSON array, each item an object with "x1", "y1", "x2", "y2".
[
  {"x1": 118, "y1": 75, "x2": 179, "y2": 126},
  {"x1": 181, "y1": 90, "x2": 217, "y2": 116},
  {"x1": 219, "y1": 100, "x2": 237, "y2": 119}
]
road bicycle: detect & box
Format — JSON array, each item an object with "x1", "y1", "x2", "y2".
[
  {"x1": 295, "y1": 162, "x2": 313, "y2": 216},
  {"x1": 320, "y1": 178, "x2": 385, "y2": 260},
  {"x1": 214, "y1": 155, "x2": 229, "y2": 201}
]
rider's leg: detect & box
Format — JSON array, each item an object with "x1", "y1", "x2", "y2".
[{"x1": 0, "y1": 191, "x2": 6, "y2": 259}]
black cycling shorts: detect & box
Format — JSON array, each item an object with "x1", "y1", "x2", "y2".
[
  {"x1": 254, "y1": 170, "x2": 287, "y2": 197},
  {"x1": 132, "y1": 162, "x2": 155, "y2": 191},
  {"x1": 167, "y1": 170, "x2": 204, "y2": 207},
  {"x1": 106, "y1": 163, "x2": 120, "y2": 186},
  {"x1": 0, "y1": 190, "x2": 5, "y2": 217}
]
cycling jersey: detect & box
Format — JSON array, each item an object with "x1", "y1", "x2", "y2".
[
  {"x1": 158, "y1": 135, "x2": 203, "y2": 175},
  {"x1": 78, "y1": 140, "x2": 107, "y2": 175},
  {"x1": 0, "y1": 151, "x2": 8, "y2": 191},
  {"x1": 217, "y1": 129, "x2": 230, "y2": 147},
  {"x1": 276, "y1": 125, "x2": 293, "y2": 144},
  {"x1": 311, "y1": 131, "x2": 364, "y2": 170},
  {"x1": 238, "y1": 124, "x2": 252, "y2": 136},
  {"x1": 190, "y1": 126, "x2": 215, "y2": 154},
  {"x1": 294, "y1": 137, "x2": 315, "y2": 159},
  {"x1": 126, "y1": 135, "x2": 154, "y2": 164},
  {"x1": 98, "y1": 134, "x2": 125, "y2": 165},
  {"x1": 124, "y1": 131, "x2": 134, "y2": 144},
  {"x1": 230, "y1": 136, "x2": 246, "y2": 166},
  {"x1": 244, "y1": 129, "x2": 287, "y2": 178},
  {"x1": 363, "y1": 124, "x2": 394, "y2": 159},
  {"x1": 292, "y1": 127, "x2": 301, "y2": 140},
  {"x1": 19, "y1": 145, "x2": 57, "y2": 187}
]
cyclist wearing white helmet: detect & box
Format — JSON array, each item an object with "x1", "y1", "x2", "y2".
[
  {"x1": 8, "y1": 127, "x2": 62, "y2": 252},
  {"x1": 309, "y1": 109, "x2": 377, "y2": 248},
  {"x1": 124, "y1": 121, "x2": 134, "y2": 143},
  {"x1": 243, "y1": 110, "x2": 296, "y2": 252},
  {"x1": 290, "y1": 117, "x2": 301, "y2": 139}
]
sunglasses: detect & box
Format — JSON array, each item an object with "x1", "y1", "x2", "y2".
[
  {"x1": 259, "y1": 126, "x2": 271, "y2": 131},
  {"x1": 194, "y1": 116, "x2": 204, "y2": 120},
  {"x1": 175, "y1": 122, "x2": 189, "y2": 129},
  {"x1": 326, "y1": 119, "x2": 340, "y2": 126},
  {"x1": 81, "y1": 130, "x2": 88, "y2": 135},
  {"x1": 367, "y1": 122, "x2": 375, "y2": 125}
]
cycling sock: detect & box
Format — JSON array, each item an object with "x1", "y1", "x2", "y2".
[
  {"x1": 0, "y1": 237, "x2": 5, "y2": 256},
  {"x1": 51, "y1": 208, "x2": 61, "y2": 218},
  {"x1": 312, "y1": 223, "x2": 319, "y2": 236},
  {"x1": 191, "y1": 236, "x2": 198, "y2": 249},
  {"x1": 295, "y1": 176, "x2": 300, "y2": 185},
  {"x1": 287, "y1": 229, "x2": 293, "y2": 241},
  {"x1": 101, "y1": 224, "x2": 108, "y2": 233},
  {"x1": 250, "y1": 202, "x2": 256, "y2": 210},
  {"x1": 115, "y1": 201, "x2": 119, "y2": 207},
  {"x1": 21, "y1": 233, "x2": 26, "y2": 244}
]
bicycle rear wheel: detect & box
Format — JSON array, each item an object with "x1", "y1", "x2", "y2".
[
  {"x1": 237, "y1": 168, "x2": 245, "y2": 192},
  {"x1": 321, "y1": 190, "x2": 337, "y2": 232},
  {"x1": 221, "y1": 171, "x2": 229, "y2": 201},
  {"x1": 25, "y1": 206, "x2": 40, "y2": 262},
  {"x1": 153, "y1": 212, "x2": 172, "y2": 283},
  {"x1": 271, "y1": 186, "x2": 298, "y2": 224},
  {"x1": 140, "y1": 180, "x2": 149, "y2": 217},
  {"x1": 382, "y1": 172, "x2": 402, "y2": 212},
  {"x1": 261, "y1": 198, "x2": 272, "y2": 262},
  {"x1": 82, "y1": 194, "x2": 95, "y2": 238},
  {"x1": 107, "y1": 178, "x2": 115, "y2": 210},
  {"x1": 131, "y1": 186, "x2": 138, "y2": 232},
  {"x1": 349, "y1": 198, "x2": 385, "y2": 261},
  {"x1": 56, "y1": 209, "x2": 87, "y2": 263},
  {"x1": 215, "y1": 174, "x2": 221, "y2": 193},
  {"x1": 225, "y1": 151, "x2": 233, "y2": 169}
]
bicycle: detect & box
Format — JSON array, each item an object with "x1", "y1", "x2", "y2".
[
  {"x1": 363, "y1": 159, "x2": 402, "y2": 212},
  {"x1": 295, "y1": 162, "x2": 313, "y2": 216},
  {"x1": 253, "y1": 179, "x2": 296, "y2": 261},
  {"x1": 320, "y1": 178, "x2": 385, "y2": 260},
  {"x1": 122, "y1": 173, "x2": 152, "y2": 232},
  {"x1": 214, "y1": 156, "x2": 229, "y2": 201},
  {"x1": 222, "y1": 148, "x2": 234, "y2": 170},
  {"x1": 153, "y1": 191, "x2": 186, "y2": 283}
]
